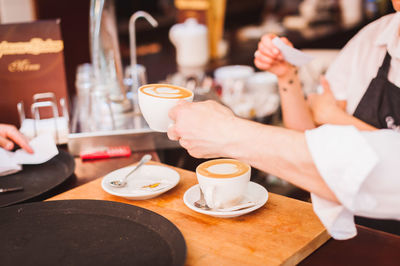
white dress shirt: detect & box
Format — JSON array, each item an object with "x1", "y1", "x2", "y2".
[
  {"x1": 305, "y1": 125, "x2": 400, "y2": 240},
  {"x1": 304, "y1": 12, "x2": 400, "y2": 240},
  {"x1": 326, "y1": 12, "x2": 400, "y2": 114}
]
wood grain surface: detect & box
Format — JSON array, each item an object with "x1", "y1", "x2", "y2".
[{"x1": 49, "y1": 161, "x2": 330, "y2": 266}]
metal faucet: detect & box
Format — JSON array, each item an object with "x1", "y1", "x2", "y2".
[{"x1": 129, "y1": 11, "x2": 158, "y2": 91}]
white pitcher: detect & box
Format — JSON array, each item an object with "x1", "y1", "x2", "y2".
[{"x1": 169, "y1": 18, "x2": 209, "y2": 68}]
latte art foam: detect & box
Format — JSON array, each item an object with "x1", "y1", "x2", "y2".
[
  {"x1": 207, "y1": 163, "x2": 240, "y2": 175},
  {"x1": 197, "y1": 159, "x2": 250, "y2": 178},
  {"x1": 139, "y1": 84, "x2": 192, "y2": 99}
]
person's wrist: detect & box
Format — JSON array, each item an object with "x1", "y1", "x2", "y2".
[
  {"x1": 276, "y1": 64, "x2": 297, "y2": 79},
  {"x1": 221, "y1": 116, "x2": 249, "y2": 159},
  {"x1": 324, "y1": 106, "x2": 347, "y2": 124}
]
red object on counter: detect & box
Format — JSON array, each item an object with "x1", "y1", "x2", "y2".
[{"x1": 80, "y1": 146, "x2": 131, "y2": 160}]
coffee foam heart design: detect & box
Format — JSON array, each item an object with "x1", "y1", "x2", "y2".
[
  {"x1": 197, "y1": 159, "x2": 250, "y2": 178},
  {"x1": 140, "y1": 84, "x2": 192, "y2": 99}
]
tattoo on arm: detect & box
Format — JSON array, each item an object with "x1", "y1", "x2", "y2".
[{"x1": 279, "y1": 68, "x2": 299, "y2": 92}]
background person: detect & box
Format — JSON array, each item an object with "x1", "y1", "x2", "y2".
[
  {"x1": 254, "y1": 0, "x2": 400, "y2": 132},
  {"x1": 253, "y1": 0, "x2": 400, "y2": 234}
]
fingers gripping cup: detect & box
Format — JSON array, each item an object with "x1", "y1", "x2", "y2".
[
  {"x1": 196, "y1": 159, "x2": 251, "y2": 209},
  {"x1": 138, "y1": 84, "x2": 194, "y2": 132}
]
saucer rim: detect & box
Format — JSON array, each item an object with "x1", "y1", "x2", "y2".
[
  {"x1": 101, "y1": 164, "x2": 180, "y2": 199},
  {"x1": 183, "y1": 181, "x2": 268, "y2": 217}
]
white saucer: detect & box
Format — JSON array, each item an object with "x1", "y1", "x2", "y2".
[
  {"x1": 101, "y1": 164, "x2": 180, "y2": 200},
  {"x1": 183, "y1": 182, "x2": 268, "y2": 218}
]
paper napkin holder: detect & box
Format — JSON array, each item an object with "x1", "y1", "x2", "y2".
[{"x1": 18, "y1": 92, "x2": 69, "y2": 144}]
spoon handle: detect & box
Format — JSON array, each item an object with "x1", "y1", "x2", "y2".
[
  {"x1": 216, "y1": 202, "x2": 256, "y2": 212},
  {"x1": 121, "y1": 154, "x2": 152, "y2": 182}
]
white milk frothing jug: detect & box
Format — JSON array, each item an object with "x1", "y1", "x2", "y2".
[{"x1": 169, "y1": 18, "x2": 209, "y2": 69}]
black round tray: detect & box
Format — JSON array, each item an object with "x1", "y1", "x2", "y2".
[
  {"x1": 0, "y1": 149, "x2": 75, "y2": 208},
  {"x1": 0, "y1": 200, "x2": 187, "y2": 266}
]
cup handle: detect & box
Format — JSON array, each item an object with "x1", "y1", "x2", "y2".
[{"x1": 203, "y1": 186, "x2": 216, "y2": 209}]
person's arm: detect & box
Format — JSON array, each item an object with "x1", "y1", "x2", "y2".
[
  {"x1": 168, "y1": 100, "x2": 337, "y2": 202},
  {"x1": 0, "y1": 124, "x2": 33, "y2": 153},
  {"x1": 316, "y1": 109, "x2": 377, "y2": 131},
  {"x1": 225, "y1": 118, "x2": 337, "y2": 202},
  {"x1": 278, "y1": 66, "x2": 316, "y2": 130},
  {"x1": 308, "y1": 77, "x2": 377, "y2": 131},
  {"x1": 254, "y1": 34, "x2": 315, "y2": 131}
]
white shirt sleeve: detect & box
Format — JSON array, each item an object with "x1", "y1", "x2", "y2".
[{"x1": 305, "y1": 125, "x2": 400, "y2": 240}]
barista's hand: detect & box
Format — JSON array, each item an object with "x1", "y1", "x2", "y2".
[
  {"x1": 0, "y1": 124, "x2": 33, "y2": 153},
  {"x1": 307, "y1": 77, "x2": 347, "y2": 125},
  {"x1": 254, "y1": 34, "x2": 295, "y2": 77},
  {"x1": 168, "y1": 100, "x2": 239, "y2": 158},
  {"x1": 308, "y1": 77, "x2": 376, "y2": 131}
]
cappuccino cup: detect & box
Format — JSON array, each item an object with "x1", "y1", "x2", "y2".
[
  {"x1": 138, "y1": 84, "x2": 194, "y2": 132},
  {"x1": 196, "y1": 159, "x2": 251, "y2": 209}
]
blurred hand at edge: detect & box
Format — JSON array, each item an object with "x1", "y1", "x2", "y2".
[{"x1": 0, "y1": 124, "x2": 33, "y2": 153}]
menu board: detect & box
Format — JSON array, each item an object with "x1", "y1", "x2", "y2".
[{"x1": 0, "y1": 19, "x2": 68, "y2": 126}]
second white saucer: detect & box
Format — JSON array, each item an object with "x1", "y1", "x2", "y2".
[
  {"x1": 183, "y1": 181, "x2": 268, "y2": 218},
  {"x1": 102, "y1": 164, "x2": 180, "y2": 200}
]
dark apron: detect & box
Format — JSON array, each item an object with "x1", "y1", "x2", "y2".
[
  {"x1": 352, "y1": 51, "x2": 400, "y2": 235},
  {"x1": 353, "y1": 51, "x2": 400, "y2": 129}
]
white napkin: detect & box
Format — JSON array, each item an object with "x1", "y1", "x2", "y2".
[
  {"x1": 0, "y1": 134, "x2": 59, "y2": 176},
  {"x1": 272, "y1": 37, "x2": 314, "y2": 66},
  {"x1": 0, "y1": 149, "x2": 21, "y2": 176}
]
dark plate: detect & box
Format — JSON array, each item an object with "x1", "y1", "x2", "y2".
[
  {"x1": 0, "y1": 200, "x2": 187, "y2": 266},
  {"x1": 0, "y1": 149, "x2": 75, "y2": 208}
]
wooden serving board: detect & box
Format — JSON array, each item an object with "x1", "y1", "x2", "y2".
[{"x1": 49, "y1": 161, "x2": 330, "y2": 265}]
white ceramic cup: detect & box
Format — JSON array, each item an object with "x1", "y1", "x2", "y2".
[
  {"x1": 246, "y1": 71, "x2": 278, "y2": 95},
  {"x1": 138, "y1": 84, "x2": 194, "y2": 132},
  {"x1": 196, "y1": 159, "x2": 251, "y2": 209}
]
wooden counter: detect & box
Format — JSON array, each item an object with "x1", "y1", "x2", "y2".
[
  {"x1": 50, "y1": 161, "x2": 330, "y2": 265},
  {"x1": 50, "y1": 154, "x2": 400, "y2": 265}
]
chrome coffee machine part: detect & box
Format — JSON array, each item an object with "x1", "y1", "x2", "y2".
[
  {"x1": 90, "y1": 0, "x2": 126, "y2": 101},
  {"x1": 89, "y1": 0, "x2": 144, "y2": 132},
  {"x1": 68, "y1": 4, "x2": 179, "y2": 154}
]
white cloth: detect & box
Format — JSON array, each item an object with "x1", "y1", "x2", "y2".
[
  {"x1": 325, "y1": 12, "x2": 400, "y2": 114},
  {"x1": 0, "y1": 134, "x2": 59, "y2": 176},
  {"x1": 305, "y1": 125, "x2": 400, "y2": 240},
  {"x1": 0, "y1": 149, "x2": 22, "y2": 176},
  {"x1": 272, "y1": 37, "x2": 314, "y2": 66}
]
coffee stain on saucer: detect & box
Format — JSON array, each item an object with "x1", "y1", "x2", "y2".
[{"x1": 142, "y1": 182, "x2": 161, "y2": 189}]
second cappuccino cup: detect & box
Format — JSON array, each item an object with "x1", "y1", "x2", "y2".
[
  {"x1": 138, "y1": 84, "x2": 194, "y2": 132},
  {"x1": 196, "y1": 158, "x2": 251, "y2": 210}
]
